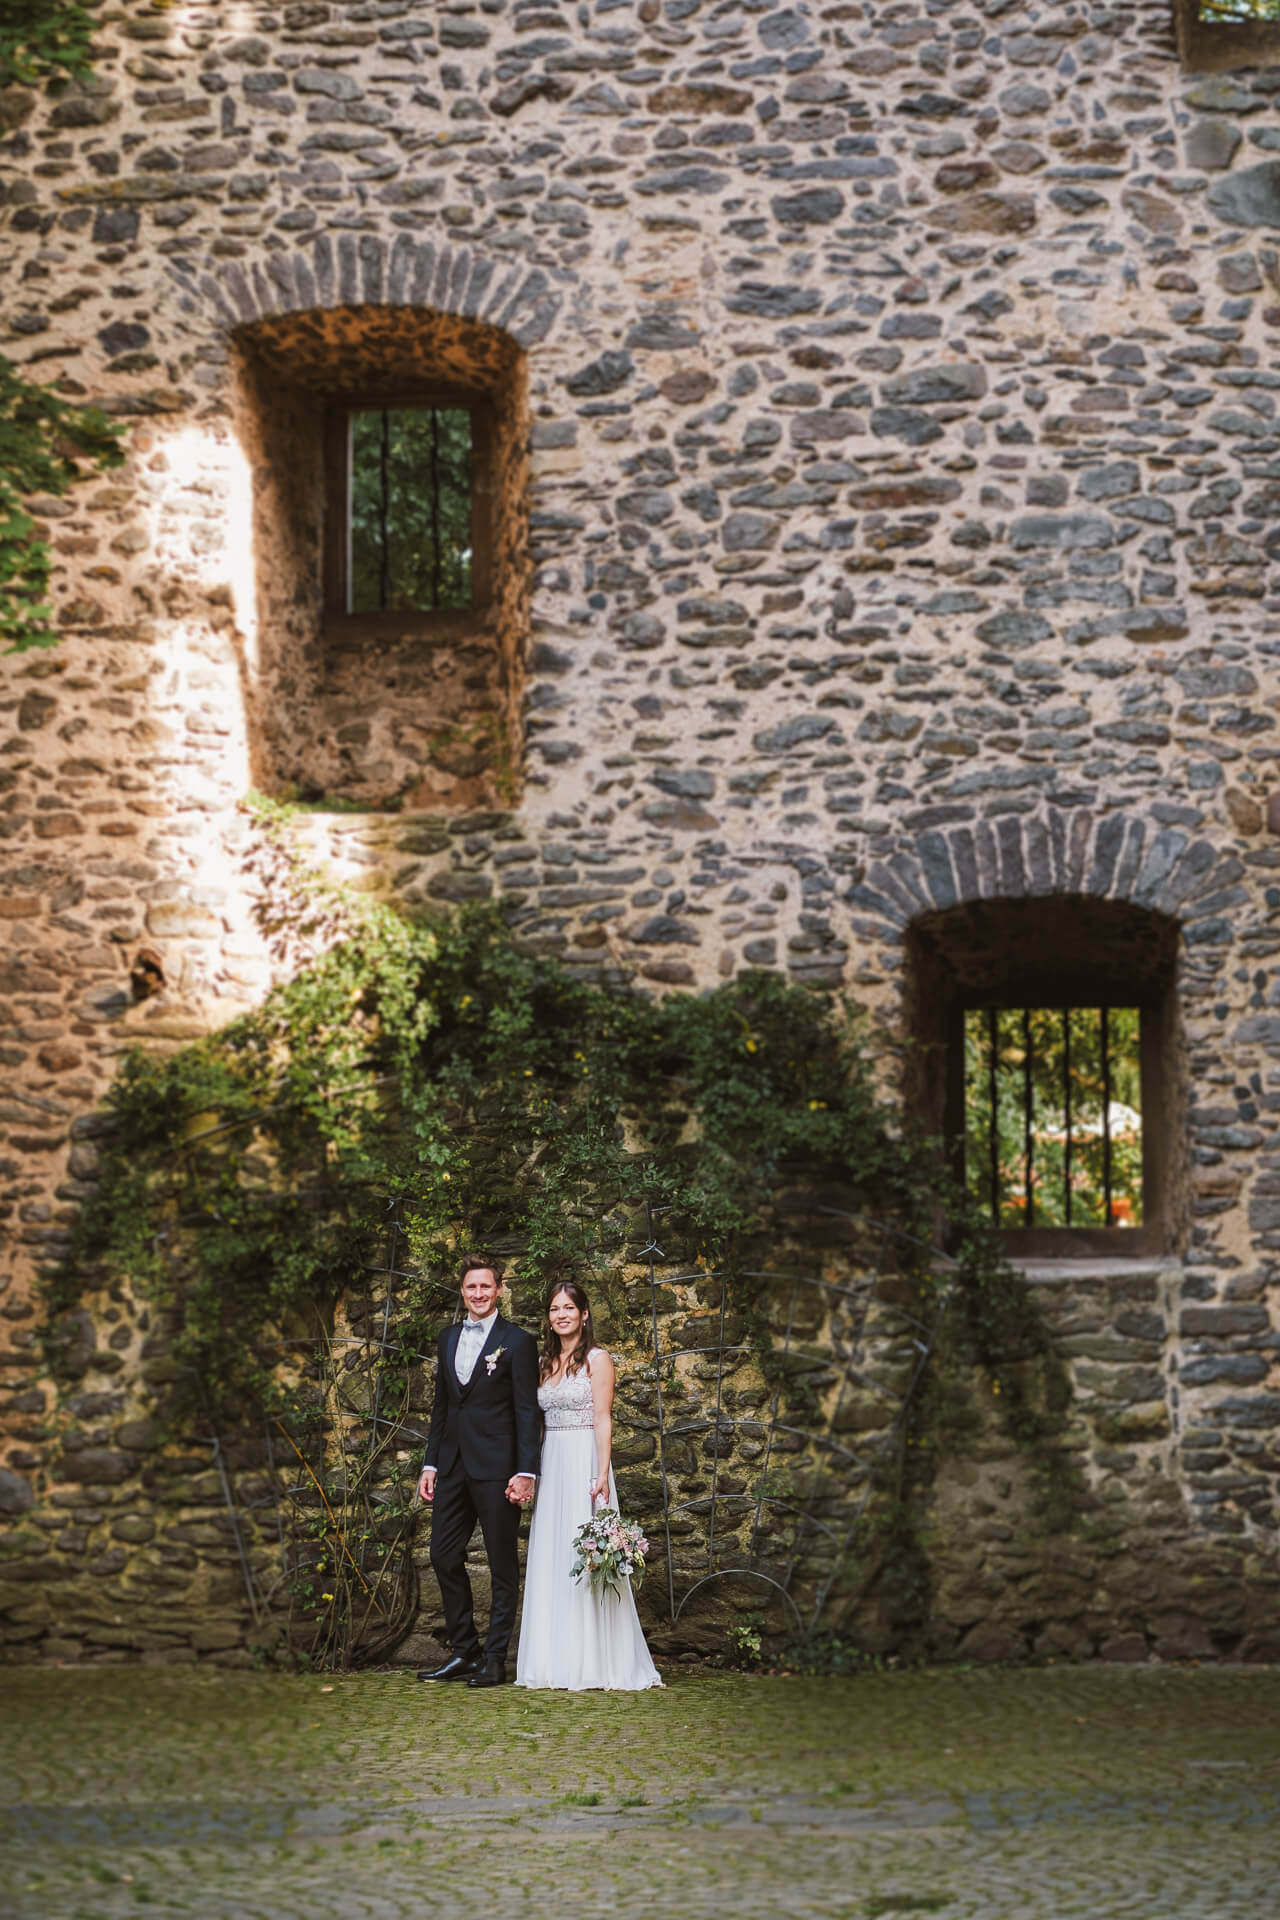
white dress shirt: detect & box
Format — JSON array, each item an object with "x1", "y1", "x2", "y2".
[{"x1": 454, "y1": 1308, "x2": 498, "y2": 1385}]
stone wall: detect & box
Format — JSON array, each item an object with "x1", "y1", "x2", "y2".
[{"x1": 3, "y1": 0, "x2": 1280, "y2": 1660}]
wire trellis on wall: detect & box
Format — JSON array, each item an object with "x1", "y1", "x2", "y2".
[
  {"x1": 635, "y1": 1203, "x2": 948, "y2": 1637},
  {"x1": 205, "y1": 1192, "x2": 948, "y2": 1665}
]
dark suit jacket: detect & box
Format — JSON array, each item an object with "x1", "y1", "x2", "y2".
[{"x1": 423, "y1": 1314, "x2": 541, "y2": 1482}]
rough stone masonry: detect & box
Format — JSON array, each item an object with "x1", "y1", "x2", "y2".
[{"x1": 2, "y1": 0, "x2": 1280, "y2": 1665}]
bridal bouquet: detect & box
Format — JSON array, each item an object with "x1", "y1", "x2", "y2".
[{"x1": 570, "y1": 1506, "x2": 648, "y2": 1600}]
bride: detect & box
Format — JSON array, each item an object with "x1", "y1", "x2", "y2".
[{"x1": 515, "y1": 1281, "x2": 662, "y2": 1691}]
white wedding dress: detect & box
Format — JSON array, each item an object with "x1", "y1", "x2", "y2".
[{"x1": 515, "y1": 1351, "x2": 662, "y2": 1691}]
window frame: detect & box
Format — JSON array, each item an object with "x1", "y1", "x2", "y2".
[
  {"x1": 945, "y1": 973, "x2": 1169, "y2": 1260},
  {"x1": 322, "y1": 383, "x2": 495, "y2": 638},
  {"x1": 1176, "y1": 1, "x2": 1280, "y2": 72}
]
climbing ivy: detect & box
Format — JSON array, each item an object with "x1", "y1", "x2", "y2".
[
  {"x1": 51, "y1": 834, "x2": 1078, "y2": 1632},
  {"x1": 1, "y1": 1, "x2": 122, "y2": 652},
  {"x1": 0, "y1": 0, "x2": 97, "y2": 90},
  {"x1": 1, "y1": 357, "x2": 123, "y2": 651}
]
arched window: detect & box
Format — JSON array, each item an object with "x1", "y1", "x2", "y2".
[
  {"x1": 233, "y1": 306, "x2": 526, "y2": 813},
  {"x1": 906, "y1": 897, "x2": 1184, "y2": 1258}
]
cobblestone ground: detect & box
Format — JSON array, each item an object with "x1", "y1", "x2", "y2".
[{"x1": 2, "y1": 1664, "x2": 1278, "y2": 1919}]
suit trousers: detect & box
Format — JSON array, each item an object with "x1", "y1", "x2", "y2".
[{"x1": 428, "y1": 1466, "x2": 522, "y2": 1664}]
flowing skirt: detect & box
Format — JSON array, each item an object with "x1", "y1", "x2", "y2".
[{"x1": 515, "y1": 1426, "x2": 662, "y2": 1691}]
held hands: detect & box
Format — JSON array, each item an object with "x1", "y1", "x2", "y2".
[{"x1": 506, "y1": 1473, "x2": 536, "y2": 1507}]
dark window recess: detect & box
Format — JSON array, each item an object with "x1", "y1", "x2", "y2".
[
  {"x1": 906, "y1": 895, "x2": 1179, "y2": 1258},
  {"x1": 1178, "y1": 0, "x2": 1280, "y2": 66},
  {"x1": 964, "y1": 1007, "x2": 1143, "y2": 1231},
  {"x1": 349, "y1": 407, "x2": 473, "y2": 614}
]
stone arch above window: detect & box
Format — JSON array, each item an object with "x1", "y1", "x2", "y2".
[
  {"x1": 1175, "y1": 1, "x2": 1280, "y2": 72},
  {"x1": 169, "y1": 232, "x2": 561, "y2": 351},
  {"x1": 231, "y1": 301, "x2": 529, "y2": 813},
  {"x1": 852, "y1": 803, "x2": 1239, "y2": 1261},
  {"x1": 849, "y1": 806, "x2": 1242, "y2": 943}
]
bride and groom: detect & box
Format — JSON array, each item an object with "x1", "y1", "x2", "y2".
[{"x1": 415, "y1": 1255, "x2": 661, "y2": 1691}]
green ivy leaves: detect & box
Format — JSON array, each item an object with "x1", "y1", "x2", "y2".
[{"x1": 1, "y1": 356, "x2": 123, "y2": 652}]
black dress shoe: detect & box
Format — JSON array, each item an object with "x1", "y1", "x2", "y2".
[
  {"x1": 417, "y1": 1653, "x2": 483, "y2": 1682},
  {"x1": 466, "y1": 1662, "x2": 507, "y2": 1689}
]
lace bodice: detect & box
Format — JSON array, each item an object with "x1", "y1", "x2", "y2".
[{"x1": 538, "y1": 1353, "x2": 603, "y2": 1429}]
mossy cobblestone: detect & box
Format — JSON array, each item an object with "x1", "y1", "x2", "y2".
[{"x1": 2, "y1": 1665, "x2": 1279, "y2": 1918}]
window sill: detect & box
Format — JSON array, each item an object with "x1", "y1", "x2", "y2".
[
  {"x1": 323, "y1": 608, "x2": 490, "y2": 647},
  {"x1": 1014, "y1": 1256, "x2": 1183, "y2": 1285}
]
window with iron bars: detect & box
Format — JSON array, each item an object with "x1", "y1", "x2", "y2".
[
  {"x1": 964, "y1": 1006, "x2": 1145, "y2": 1232},
  {"x1": 323, "y1": 389, "x2": 493, "y2": 630}
]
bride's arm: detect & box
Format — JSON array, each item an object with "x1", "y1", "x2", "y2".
[{"x1": 587, "y1": 1349, "x2": 615, "y2": 1505}]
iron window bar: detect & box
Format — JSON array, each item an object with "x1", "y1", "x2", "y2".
[{"x1": 974, "y1": 1003, "x2": 1131, "y2": 1229}]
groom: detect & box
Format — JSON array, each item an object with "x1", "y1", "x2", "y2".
[{"x1": 416, "y1": 1255, "x2": 540, "y2": 1689}]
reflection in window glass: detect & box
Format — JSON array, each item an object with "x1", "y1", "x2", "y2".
[
  {"x1": 964, "y1": 1007, "x2": 1142, "y2": 1229},
  {"x1": 349, "y1": 408, "x2": 472, "y2": 613},
  {"x1": 1197, "y1": 2, "x2": 1280, "y2": 18}
]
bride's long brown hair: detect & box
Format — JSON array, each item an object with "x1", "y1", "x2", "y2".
[{"x1": 539, "y1": 1280, "x2": 593, "y2": 1381}]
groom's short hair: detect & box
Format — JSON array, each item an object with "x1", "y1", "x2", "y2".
[{"x1": 458, "y1": 1251, "x2": 505, "y2": 1286}]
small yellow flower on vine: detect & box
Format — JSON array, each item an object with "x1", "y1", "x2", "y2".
[
  {"x1": 745, "y1": 1038, "x2": 758, "y2": 1053},
  {"x1": 992, "y1": 1381, "x2": 1001, "y2": 1394},
  {"x1": 321, "y1": 1592, "x2": 334, "y2": 1601},
  {"x1": 808, "y1": 1099, "x2": 827, "y2": 1110}
]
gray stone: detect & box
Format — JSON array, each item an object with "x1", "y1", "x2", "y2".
[
  {"x1": 59, "y1": 1449, "x2": 134, "y2": 1486},
  {"x1": 1184, "y1": 119, "x2": 1243, "y2": 173},
  {"x1": 975, "y1": 612, "x2": 1054, "y2": 650},
  {"x1": 629, "y1": 915, "x2": 699, "y2": 945},
  {"x1": 880, "y1": 364, "x2": 988, "y2": 406},
  {"x1": 565, "y1": 350, "x2": 633, "y2": 396},
  {"x1": 1010, "y1": 514, "x2": 1116, "y2": 551},
  {"x1": 753, "y1": 716, "x2": 837, "y2": 753},
  {"x1": 771, "y1": 188, "x2": 843, "y2": 225},
  {"x1": 1207, "y1": 164, "x2": 1280, "y2": 232},
  {"x1": 0, "y1": 1470, "x2": 34, "y2": 1517},
  {"x1": 619, "y1": 613, "x2": 665, "y2": 650},
  {"x1": 649, "y1": 769, "x2": 714, "y2": 800},
  {"x1": 724, "y1": 284, "x2": 822, "y2": 319},
  {"x1": 870, "y1": 407, "x2": 944, "y2": 446},
  {"x1": 721, "y1": 511, "x2": 777, "y2": 551}
]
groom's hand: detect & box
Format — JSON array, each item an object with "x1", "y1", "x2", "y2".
[
  {"x1": 417, "y1": 1467, "x2": 436, "y2": 1503},
  {"x1": 506, "y1": 1473, "x2": 535, "y2": 1507}
]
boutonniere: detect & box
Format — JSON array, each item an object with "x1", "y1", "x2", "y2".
[{"x1": 485, "y1": 1347, "x2": 505, "y2": 1376}]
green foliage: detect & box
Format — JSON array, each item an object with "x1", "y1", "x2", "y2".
[
  {"x1": 53, "y1": 836, "x2": 1073, "y2": 1622},
  {"x1": 1198, "y1": 1, "x2": 1280, "y2": 19},
  {"x1": 724, "y1": 1615, "x2": 764, "y2": 1669},
  {"x1": 1, "y1": 4, "x2": 121, "y2": 654},
  {"x1": 0, "y1": 0, "x2": 96, "y2": 90},
  {"x1": 775, "y1": 1628, "x2": 893, "y2": 1677},
  {"x1": 1, "y1": 356, "x2": 124, "y2": 652},
  {"x1": 349, "y1": 407, "x2": 472, "y2": 612}
]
